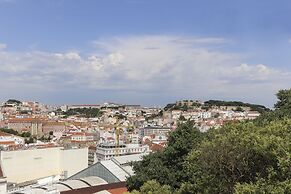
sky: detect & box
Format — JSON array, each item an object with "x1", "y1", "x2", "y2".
[{"x1": 1, "y1": 0, "x2": 291, "y2": 107}]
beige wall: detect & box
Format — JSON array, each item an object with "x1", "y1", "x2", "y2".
[
  {"x1": 0, "y1": 178, "x2": 7, "y2": 194},
  {"x1": 60, "y1": 147, "x2": 88, "y2": 179},
  {"x1": 0, "y1": 147, "x2": 88, "y2": 184}
]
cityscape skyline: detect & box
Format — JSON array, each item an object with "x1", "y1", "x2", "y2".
[{"x1": 1, "y1": 0, "x2": 291, "y2": 106}]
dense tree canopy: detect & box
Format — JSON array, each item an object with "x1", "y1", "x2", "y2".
[
  {"x1": 63, "y1": 108, "x2": 102, "y2": 118},
  {"x1": 127, "y1": 88, "x2": 291, "y2": 194},
  {"x1": 126, "y1": 121, "x2": 205, "y2": 191},
  {"x1": 274, "y1": 89, "x2": 291, "y2": 113},
  {"x1": 204, "y1": 100, "x2": 269, "y2": 113},
  {"x1": 127, "y1": 180, "x2": 172, "y2": 194},
  {"x1": 184, "y1": 120, "x2": 291, "y2": 193},
  {"x1": 6, "y1": 99, "x2": 22, "y2": 105}
]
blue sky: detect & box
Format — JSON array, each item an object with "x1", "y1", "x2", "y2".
[{"x1": 0, "y1": 0, "x2": 291, "y2": 107}]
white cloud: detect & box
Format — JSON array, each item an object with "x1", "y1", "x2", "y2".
[
  {"x1": 0, "y1": 35, "x2": 290, "y2": 105},
  {"x1": 0, "y1": 43, "x2": 7, "y2": 50}
]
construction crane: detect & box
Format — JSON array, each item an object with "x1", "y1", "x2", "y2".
[{"x1": 114, "y1": 119, "x2": 121, "y2": 157}]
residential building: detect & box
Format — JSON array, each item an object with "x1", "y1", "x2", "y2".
[
  {"x1": 0, "y1": 132, "x2": 24, "y2": 148},
  {"x1": 96, "y1": 143, "x2": 149, "y2": 161},
  {"x1": 139, "y1": 126, "x2": 171, "y2": 137}
]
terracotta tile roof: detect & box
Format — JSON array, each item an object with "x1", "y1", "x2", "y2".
[
  {"x1": 0, "y1": 141, "x2": 15, "y2": 145},
  {"x1": 43, "y1": 122, "x2": 65, "y2": 126},
  {"x1": 88, "y1": 145, "x2": 97, "y2": 150},
  {"x1": 108, "y1": 187, "x2": 128, "y2": 194},
  {"x1": 8, "y1": 118, "x2": 41, "y2": 123},
  {"x1": 61, "y1": 182, "x2": 127, "y2": 194},
  {"x1": 150, "y1": 143, "x2": 164, "y2": 152},
  {"x1": 69, "y1": 132, "x2": 86, "y2": 136},
  {"x1": 0, "y1": 131, "x2": 13, "y2": 136}
]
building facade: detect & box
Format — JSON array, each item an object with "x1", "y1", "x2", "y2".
[
  {"x1": 0, "y1": 147, "x2": 88, "y2": 184},
  {"x1": 96, "y1": 143, "x2": 149, "y2": 162}
]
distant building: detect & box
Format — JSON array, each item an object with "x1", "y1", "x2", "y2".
[
  {"x1": 88, "y1": 146, "x2": 97, "y2": 166},
  {"x1": 124, "y1": 105, "x2": 141, "y2": 110},
  {"x1": 95, "y1": 143, "x2": 149, "y2": 162},
  {"x1": 42, "y1": 122, "x2": 66, "y2": 135},
  {"x1": 67, "y1": 104, "x2": 101, "y2": 110},
  {"x1": 139, "y1": 126, "x2": 171, "y2": 137},
  {"x1": 0, "y1": 132, "x2": 24, "y2": 148},
  {"x1": 69, "y1": 132, "x2": 98, "y2": 142},
  {"x1": 8, "y1": 118, "x2": 43, "y2": 137}
]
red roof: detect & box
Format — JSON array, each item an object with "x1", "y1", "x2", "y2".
[
  {"x1": 0, "y1": 141, "x2": 15, "y2": 145},
  {"x1": 8, "y1": 118, "x2": 41, "y2": 123},
  {"x1": 0, "y1": 132, "x2": 13, "y2": 137},
  {"x1": 108, "y1": 187, "x2": 128, "y2": 194},
  {"x1": 150, "y1": 143, "x2": 164, "y2": 152},
  {"x1": 61, "y1": 182, "x2": 127, "y2": 194}
]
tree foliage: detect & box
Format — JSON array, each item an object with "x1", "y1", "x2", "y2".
[
  {"x1": 235, "y1": 179, "x2": 291, "y2": 194},
  {"x1": 0, "y1": 128, "x2": 31, "y2": 138},
  {"x1": 274, "y1": 89, "x2": 291, "y2": 115},
  {"x1": 185, "y1": 119, "x2": 291, "y2": 193},
  {"x1": 63, "y1": 108, "x2": 102, "y2": 118},
  {"x1": 127, "y1": 180, "x2": 172, "y2": 194},
  {"x1": 126, "y1": 121, "x2": 205, "y2": 191},
  {"x1": 6, "y1": 99, "x2": 22, "y2": 105},
  {"x1": 204, "y1": 100, "x2": 269, "y2": 113},
  {"x1": 0, "y1": 128, "x2": 18, "y2": 135},
  {"x1": 255, "y1": 88, "x2": 291, "y2": 125},
  {"x1": 127, "y1": 89, "x2": 291, "y2": 194}
]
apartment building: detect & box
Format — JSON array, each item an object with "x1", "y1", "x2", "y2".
[
  {"x1": 139, "y1": 126, "x2": 172, "y2": 137},
  {"x1": 95, "y1": 143, "x2": 149, "y2": 162}
]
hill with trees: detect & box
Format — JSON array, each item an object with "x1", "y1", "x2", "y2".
[
  {"x1": 62, "y1": 108, "x2": 102, "y2": 118},
  {"x1": 204, "y1": 100, "x2": 269, "y2": 113},
  {"x1": 164, "y1": 99, "x2": 269, "y2": 113},
  {"x1": 126, "y1": 89, "x2": 291, "y2": 194}
]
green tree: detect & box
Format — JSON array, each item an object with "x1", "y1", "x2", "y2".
[
  {"x1": 21, "y1": 132, "x2": 31, "y2": 138},
  {"x1": 128, "y1": 89, "x2": 291, "y2": 193},
  {"x1": 63, "y1": 108, "x2": 102, "y2": 118},
  {"x1": 274, "y1": 89, "x2": 291, "y2": 112},
  {"x1": 25, "y1": 137, "x2": 34, "y2": 144},
  {"x1": 0, "y1": 128, "x2": 19, "y2": 135},
  {"x1": 255, "y1": 89, "x2": 291, "y2": 125},
  {"x1": 127, "y1": 180, "x2": 172, "y2": 194},
  {"x1": 126, "y1": 121, "x2": 204, "y2": 191},
  {"x1": 185, "y1": 119, "x2": 291, "y2": 193},
  {"x1": 235, "y1": 179, "x2": 291, "y2": 194},
  {"x1": 6, "y1": 99, "x2": 22, "y2": 105},
  {"x1": 235, "y1": 107, "x2": 244, "y2": 112},
  {"x1": 178, "y1": 115, "x2": 186, "y2": 121}
]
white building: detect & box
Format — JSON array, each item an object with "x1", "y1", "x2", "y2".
[
  {"x1": 0, "y1": 147, "x2": 88, "y2": 184},
  {"x1": 198, "y1": 111, "x2": 212, "y2": 119},
  {"x1": 129, "y1": 134, "x2": 139, "y2": 144},
  {"x1": 96, "y1": 143, "x2": 149, "y2": 161},
  {"x1": 0, "y1": 132, "x2": 24, "y2": 148},
  {"x1": 139, "y1": 127, "x2": 171, "y2": 137}
]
